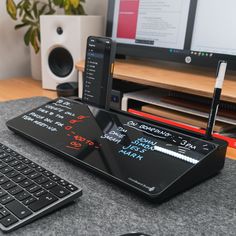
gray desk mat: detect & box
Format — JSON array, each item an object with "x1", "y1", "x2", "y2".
[{"x1": 0, "y1": 97, "x2": 236, "y2": 236}]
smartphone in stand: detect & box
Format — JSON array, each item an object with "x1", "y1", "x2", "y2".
[{"x1": 82, "y1": 36, "x2": 116, "y2": 110}]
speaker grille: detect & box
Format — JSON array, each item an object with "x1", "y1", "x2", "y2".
[{"x1": 48, "y1": 47, "x2": 74, "y2": 78}]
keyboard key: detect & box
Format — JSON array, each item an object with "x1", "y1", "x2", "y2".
[
  {"x1": 1, "y1": 181, "x2": 16, "y2": 190},
  {"x1": 10, "y1": 152, "x2": 18, "y2": 157},
  {"x1": 8, "y1": 160, "x2": 21, "y2": 167},
  {"x1": 19, "y1": 179, "x2": 34, "y2": 188},
  {"x1": 58, "y1": 179, "x2": 69, "y2": 187},
  {"x1": 29, "y1": 162, "x2": 38, "y2": 168},
  {"x1": 22, "y1": 196, "x2": 37, "y2": 206},
  {"x1": 0, "y1": 166, "x2": 13, "y2": 174},
  {"x1": 0, "y1": 153, "x2": 9, "y2": 159},
  {"x1": 35, "y1": 176, "x2": 49, "y2": 185},
  {"x1": 2, "y1": 156, "x2": 15, "y2": 163},
  {"x1": 14, "y1": 163, "x2": 27, "y2": 171},
  {"x1": 42, "y1": 181, "x2": 57, "y2": 190},
  {"x1": 0, "y1": 176, "x2": 9, "y2": 185},
  {"x1": 26, "y1": 184, "x2": 41, "y2": 193},
  {"x1": 36, "y1": 166, "x2": 45, "y2": 172},
  {"x1": 12, "y1": 174, "x2": 26, "y2": 183},
  {"x1": 5, "y1": 200, "x2": 32, "y2": 220},
  {"x1": 0, "y1": 214, "x2": 18, "y2": 227},
  {"x1": 0, "y1": 162, "x2": 7, "y2": 169},
  {"x1": 16, "y1": 154, "x2": 24, "y2": 160},
  {"x1": 0, "y1": 208, "x2": 10, "y2": 218},
  {"x1": 50, "y1": 185, "x2": 70, "y2": 198},
  {"x1": 21, "y1": 168, "x2": 34, "y2": 175},
  {"x1": 0, "y1": 189, "x2": 7, "y2": 198},
  {"x1": 28, "y1": 193, "x2": 58, "y2": 212},
  {"x1": 50, "y1": 175, "x2": 60, "y2": 181},
  {"x1": 22, "y1": 158, "x2": 31, "y2": 164},
  {"x1": 0, "y1": 194, "x2": 14, "y2": 205},
  {"x1": 0, "y1": 161, "x2": 7, "y2": 169},
  {"x1": 15, "y1": 191, "x2": 31, "y2": 201},
  {"x1": 34, "y1": 189, "x2": 47, "y2": 197},
  {"x1": 6, "y1": 170, "x2": 19, "y2": 179},
  {"x1": 28, "y1": 172, "x2": 41, "y2": 180},
  {"x1": 4, "y1": 148, "x2": 12, "y2": 153},
  {"x1": 43, "y1": 170, "x2": 53, "y2": 177},
  {"x1": 66, "y1": 184, "x2": 78, "y2": 192},
  {"x1": 8, "y1": 186, "x2": 23, "y2": 196}
]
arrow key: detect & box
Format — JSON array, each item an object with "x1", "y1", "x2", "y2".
[{"x1": 28, "y1": 193, "x2": 58, "y2": 212}]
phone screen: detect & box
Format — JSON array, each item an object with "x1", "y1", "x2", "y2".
[{"x1": 83, "y1": 37, "x2": 114, "y2": 108}]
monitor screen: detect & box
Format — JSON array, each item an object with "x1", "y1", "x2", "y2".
[{"x1": 107, "y1": 0, "x2": 236, "y2": 69}]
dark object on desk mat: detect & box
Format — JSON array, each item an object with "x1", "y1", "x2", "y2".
[
  {"x1": 120, "y1": 233, "x2": 151, "y2": 236},
  {"x1": 56, "y1": 82, "x2": 78, "y2": 97},
  {"x1": 0, "y1": 97, "x2": 236, "y2": 235}
]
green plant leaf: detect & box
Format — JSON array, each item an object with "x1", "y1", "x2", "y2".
[
  {"x1": 63, "y1": 0, "x2": 70, "y2": 11},
  {"x1": 15, "y1": 23, "x2": 28, "y2": 29},
  {"x1": 37, "y1": 28, "x2": 40, "y2": 43},
  {"x1": 53, "y1": 0, "x2": 64, "y2": 7},
  {"x1": 78, "y1": 4, "x2": 86, "y2": 15},
  {"x1": 6, "y1": 0, "x2": 17, "y2": 20},
  {"x1": 32, "y1": 1, "x2": 39, "y2": 19},
  {"x1": 21, "y1": 18, "x2": 34, "y2": 25},
  {"x1": 39, "y1": 4, "x2": 48, "y2": 15},
  {"x1": 30, "y1": 28, "x2": 40, "y2": 54},
  {"x1": 23, "y1": 8, "x2": 34, "y2": 20},
  {"x1": 24, "y1": 26, "x2": 33, "y2": 46},
  {"x1": 70, "y1": 0, "x2": 79, "y2": 9},
  {"x1": 63, "y1": 0, "x2": 71, "y2": 13}
]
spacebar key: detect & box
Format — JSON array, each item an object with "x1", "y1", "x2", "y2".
[{"x1": 28, "y1": 193, "x2": 58, "y2": 212}]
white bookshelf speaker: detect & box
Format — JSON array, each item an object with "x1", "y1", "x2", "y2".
[{"x1": 40, "y1": 15, "x2": 104, "y2": 90}]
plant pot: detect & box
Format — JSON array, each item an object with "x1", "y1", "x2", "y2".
[{"x1": 30, "y1": 46, "x2": 42, "y2": 80}]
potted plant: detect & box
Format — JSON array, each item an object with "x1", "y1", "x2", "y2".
[
  {"x1": 6, "y1": 0, "x2": 86, "y2": 53},
  {"x1": 6, "y1": 0, "x2": 86, "y2": 79}
]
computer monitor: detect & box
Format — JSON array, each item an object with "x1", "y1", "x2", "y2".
[{"x1": 107, "y1": 0, "x2": 236, "y2": 69}]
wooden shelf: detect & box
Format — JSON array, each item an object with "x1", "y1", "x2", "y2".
[{"x1": 76, "y1": 59, "x2": 236, "y2": 103}]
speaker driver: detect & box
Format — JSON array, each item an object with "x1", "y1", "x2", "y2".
[{"x1": 48, "y1": 47, "x2": 74, "y2": 78}]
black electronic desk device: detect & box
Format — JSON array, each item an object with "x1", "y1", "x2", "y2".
[{"x1": 6, "y1": 98, "x2": 227, "y2": 202}]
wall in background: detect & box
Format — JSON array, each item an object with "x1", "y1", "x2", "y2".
[
  {"x1": 85, "y1": 0, "x2": 108, "y2": 20},
  {"x1": 0, "y1": 0, "x2": 108, "y2": 80},
  {"x1": 0, "y1": 1, "x2": 31, "y2": 79}
]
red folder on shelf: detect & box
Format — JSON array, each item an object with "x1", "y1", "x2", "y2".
[{"x1": 128, "y1": 108, "x2": 236, "y2": 149}]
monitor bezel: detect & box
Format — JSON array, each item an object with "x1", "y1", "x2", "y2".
[{"x1": 106, "y1": 0, "x2": 236, "y2": 70}]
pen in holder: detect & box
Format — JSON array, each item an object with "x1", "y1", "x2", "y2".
[{"x1": 205, "y1": 61, "x2": 228, "y2": 140}]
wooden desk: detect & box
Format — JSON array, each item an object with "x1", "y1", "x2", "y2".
[
  {"x1": 76, "y1": 60, "x2": 236, "y2": 160},
  {"x1": 0, "y1": 77, "x2": 57, "y2": 101}
]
